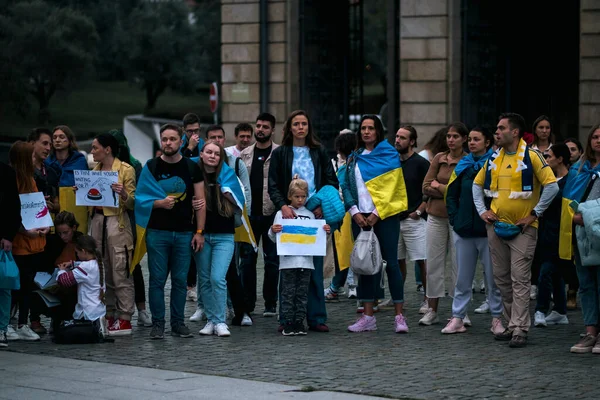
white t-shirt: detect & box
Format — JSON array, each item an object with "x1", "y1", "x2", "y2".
[
  {"x1": 57, "y1": 260, "x2": 106, "y2": 321},
  {"x1": 268, "y1": 206, "x2": 316, "y2": 270},
  {"x1": 225, "y1": 145, "x2": 241, "y2": 158}
]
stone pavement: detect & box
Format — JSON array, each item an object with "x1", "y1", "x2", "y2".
[{"x1": 3, "y1": 255, "x2": 600, "y2": 399}]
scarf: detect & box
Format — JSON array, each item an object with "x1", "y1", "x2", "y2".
[
  {"x1": 483, "y1": 138, "x2": 534, "y2": 199},
  {"x1": 445, "y1": 149, "x2": 493, "y2": 202}
]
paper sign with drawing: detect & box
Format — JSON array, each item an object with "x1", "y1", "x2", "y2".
[
  {"x1": 276, "y1": 219, "x2": 327, "y2": 256},
  {"x1": 74, "y1": 170, "x2": 119, "y2": 207},
  {"x1": 20, "y1": 192, "x2": 54, "y2": 230}
]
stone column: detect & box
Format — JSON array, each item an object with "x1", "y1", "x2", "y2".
[{"x1": 580, "y1": 0, "x2": 600, "y2": 138}]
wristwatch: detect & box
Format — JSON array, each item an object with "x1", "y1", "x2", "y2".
[
  {"x1": 416, "y1": 210, "x2": 422, "y2": 217},
  {"x1": 196, "y1": 229, "x2": 204, "y2": 235}
]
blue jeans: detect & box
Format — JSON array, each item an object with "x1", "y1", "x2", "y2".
[
  {"x1": 0, "y1": 289, "x2": 10, "y2": 331},
  {"x1": 146, "y1": 229, "x2": 193, "y2": 327},
  {"x1": 575, "y1": 252, "x2": 600, "y2": 327},
  {"x1": 195, "y1": 233, "x2": 235, "y2": 325},
  {"x1": 536, "y1": 259, "x2": 567, "y2": 315},
  {"x1": 352, "y1": 215, "x2": 404, "y2": 303}
]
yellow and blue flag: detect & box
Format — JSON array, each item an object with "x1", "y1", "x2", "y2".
[
  {"x1": 354, "y1": 141, "x2": 407, "y2": 219},
  {"x1": 445, "y1": 149, "x2": 493, "y2": 202},
  {"x1": 559, "y1": 160, "x2": 600, "y2": 260},
  {"x1": 280, "y1": 225, "x2": 319, "y2": 244}
]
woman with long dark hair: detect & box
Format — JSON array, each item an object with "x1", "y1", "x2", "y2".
[
  {"x1": 531, "y1": 115, "x2": 555, "y2": 156},
  {"x1": 268, "y1": 110, "x2": 338, "y2": 332}
]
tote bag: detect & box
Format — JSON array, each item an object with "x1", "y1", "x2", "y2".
[{"x1": 0, "y1": 250, "x2": 20, "y2": 290}]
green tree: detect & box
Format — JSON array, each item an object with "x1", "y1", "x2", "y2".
[
  {"x1": 0, "y1": 0, "x2": 99, "y2": 123},
  {"x1": 124, "y1": 1, "x2": 201, "y2": 110}
]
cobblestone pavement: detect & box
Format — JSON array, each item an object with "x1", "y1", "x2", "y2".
[{"x1": 5, "y1": 254, "x2": 600, "y2": 399}]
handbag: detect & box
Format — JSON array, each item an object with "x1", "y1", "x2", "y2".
[
  {"x1": 350, "y1": 229, "x2": 386, "y2": 288},
  {"x1": 0, "y1": 250, "x2": 20, "y2": 290}
]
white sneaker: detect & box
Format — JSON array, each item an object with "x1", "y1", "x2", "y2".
[
  {"x1": 474, "y1": 300, "x2": 490, "y2": 314},
  {"x1": 463, "y1": 314, "x2": 472, "y2": 327},
  {"x1": 199, "y1": 322, "x2": 215, "y2": 335},
  {"x1": 545, "y1": 310, "x2": 569, "y2": 325},
  {"x1": 137, "y1": 310, "x2": 153, "y2": 327},
  {"x1": 190, "y1": 308, "x2": 206, "y2": 322},
  {"x1": 16, "y1": 325, "x2": 40, "y2": 341},
  {"x1": 241, "y1": 313, "x2": 253, "y2": 326},
  {"x1": 6, "y1": 325, "x2": 19, "y2": 341},
  {"x1": 186, "y1": 288, "x2": 197, "y2": 302},
  {"x1": 418, "y1": 300, "x2": 429, "y2": 314},
  {"x1": 530, "y1": 285, "x2": 538, "y2": 300},
  {"x1": 534, "y1": 311, "x2": 547, "y2": 327},
  {"x1": 418, "y1": 310, "x2": 439, "y2": 326},
  {"x1": 215, "y1": 323, "x2": 231, "y2": 337},
  {"x1": 347, "y1": 287, "x2": 357, "y2": 299}
]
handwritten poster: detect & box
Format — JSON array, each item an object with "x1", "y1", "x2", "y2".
[
  {"x1": 20, "y1": 192, "x2": 54, "y2": 230},
  {"x1": 74, "y1": 170, "x2": 119, "y2": 207},
  {"x1": 276, "y1": 219, "x2": 327, "y2": 256}
]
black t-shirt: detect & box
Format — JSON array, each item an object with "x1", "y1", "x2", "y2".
[
  {"x1": 34, "y1": 163, "x2": 61, "y2": 198},
  {"x1": 250, "y1": 145, "x2": 272, "y2": 216},
  {"x1": 147, "y1": 157, "x2": 203, "y2": 232},
  {"x1": 205, "y1": 173, "x2": 235, "y2": 234},
  {"x1": 399, "y1": 152, "x2": 430, "y2": 219}
]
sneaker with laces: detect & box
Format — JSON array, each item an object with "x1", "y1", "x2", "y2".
[
  {"x1": 474, "y1": 300, "x2": 490, "y2": 314},
  {"x1": 441, "y1": 317, "x2": 466, "y2": 334},
  {"x1": 107, "y1": 319, "x2": 132, "y2": 336},
  {"x1": 463, "y1": 314, "x2": 472, "y2": 327},
  {"x1": 571, "y1": 333, "x2": 597, "y2": 353},
  {"x1": 215, "y1": 323, "x2": 231, "y2": 337},
  {"x1": 534, "y1": 311, "x2": 547, "y2": 327},
  {"x1": 16, "y1": 325, "x2": 40, "y2": 341},
  {"x1": 545, "y1": 310, "x2": 569, "y2": 325},
  {"x1": 137, "y1": 310, "x2": 153, "y2": 327},
  {"x1": 418, "y1": 300, "x2": 429, "y2": 314},
  {"x1": 419, "y1": 310, "x2": 439, "y2": 326},
  {"x1": 199, "y1": 322, "x2": 215, "y2": 335},
  {"x1": 186, "y1": 288, "x2": 197, "y2": 302},
  {"x1": 241, "y1": 313, "x2": 253, "y2": 326},
  {"x1": 395, "y1": 314, "x2": 408, "y2": 333},
  {"x1": 30, "y1": 321, "x2": 47, "y2": 335},
  {"x1": 490, "y1": 318, "x2": 505, "y2": 335},
  {"x1": 530, "y1": 285, "x2": 537, "y2": 300},
  {"x1": 347, "y1": 287, "x2": 357, "y2": 299},
  {"x1": 189, "y1": 308, "x2": 207, "y2": 322},
  {"x1": 171, "y1": 323, "x2": 193, "y2": 338},
  {"x1": 295, "y1": 322, "x2": 307, "y2": 335},
  {"x1": 150, "y1": 322, "x2": 164, "y2": 339},
  {"x1": 263, "y1": 307, "x2": 277, "y2": 317},
  {"x1": 509, "y1": 334, "x2": 528, "y2": 348},
  {"x1": 348, "y1": 315, "x2": 377, "y2": 332},
  {"x1": 282, "y1": 323, "x2": 295, "y2": 336},
  {"x1": 6, "y1": 325, "x2": 19, "y2": 341},
  {"x1": 324, "y1": 286, "x2": 340, "y2": 302},
  {"x1": 0, "y1": 330, "x2": 7, "y2": 347}
]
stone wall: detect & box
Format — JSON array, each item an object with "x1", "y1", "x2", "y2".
[
  {"x1": 580, "y1": 0, "x2": 600, "y2": 138},
  {"x1": 221, "y1": 0, "x2": 288, "y2": 145}
]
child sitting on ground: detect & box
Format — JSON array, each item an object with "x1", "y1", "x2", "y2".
[{"x1": 269, "y1": 177, "x2": 330, "y2": 336}]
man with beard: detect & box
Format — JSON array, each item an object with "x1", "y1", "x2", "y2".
[
  {"x1": 395, "y1": 126, "x2": 430, "y2": 312},
  {"x1": 238, "y1": 113, "x2": 280, "y2": 317}
]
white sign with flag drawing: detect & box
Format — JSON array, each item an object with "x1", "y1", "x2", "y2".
[
  {"x1": 74, "y1": 170, "x2": 119, "y2": 207},
  {"x1": 20, "y1": 192, "x2": 54, "y2": 230}
]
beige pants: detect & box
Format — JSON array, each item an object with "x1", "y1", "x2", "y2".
[
  {"x1": 486, "y1": 224, "x2": 537, "y2": 337},
  {"x1": 91, "y1": 213, "x2": 135, "y2": 320},
  {"x1": 425, "y1": 215, "x2": 457, "y2": 299}
]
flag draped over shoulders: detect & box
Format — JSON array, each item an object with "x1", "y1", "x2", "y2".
[
  {"x1": 218, "y1": 163, "x2": 257, "y2": 250},
  {"x1": 354, "y1": 140, "x2": 407, "y2": 220},
  {"x1": 131, "y1": 164, "x2": 167, "y2": 271},
  {"x1": 559, "y1": 160, "x2": 600, "y2": 260},
  {"x1": 445, "y1": 149, "x2": 493, "y2": 202}
]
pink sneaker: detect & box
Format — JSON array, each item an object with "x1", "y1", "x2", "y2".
[
  {"x1": 395, "y1": 314, "x2": 408, "y2": 333},
  {"x1": 441, "y1": 317, "x2": 466, "y2": 334},
  {"x1": 348, "y1": 315, "x2": 377, "y2": 332},
  {"x1": 490, "y1": 317, "x2": 505, "y2": 335}
]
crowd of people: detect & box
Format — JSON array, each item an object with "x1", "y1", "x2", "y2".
[{"x1": 1, "y1": 110, "x2": 599, "y2": 354}]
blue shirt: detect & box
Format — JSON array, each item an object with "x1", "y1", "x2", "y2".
[{"x1": 292, "y1": 146, "x2": 316, "y2": 197}]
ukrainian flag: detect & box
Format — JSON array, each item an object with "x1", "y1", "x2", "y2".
[
  {"x1": 131, "y1": 165, "x2": 167, "y2": 272},
  {"x1": 217, "y1": 163, "x2": 257, "y2": 251},
  {"x1": 559, "y1": 160, "x2": 600, "y2": 260},
  {"x1": 445, "y1": 149, "x2": 493, "y2": 202},
  {"x1": 354, "y1": 140, "x2": 408, "y2": 219},
  {"x1": 280, "y1": 225, "x2": 319, "y2": 244}
]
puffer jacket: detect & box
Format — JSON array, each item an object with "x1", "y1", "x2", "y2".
[
  {"x1": 576, "y1": 198, "x2": 600, "y2": 267},
  {"x1": 305, "y1": 185, "x2": 345, "y2": 225}
]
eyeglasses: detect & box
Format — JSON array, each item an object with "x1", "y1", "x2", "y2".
[{"x1": 186, "y1": 129, "x2": 201, "y2": 135}]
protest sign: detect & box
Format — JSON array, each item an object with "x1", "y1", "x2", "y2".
[
  {"x1": 74, "y1": 170, "x2": 119, "y2": 207},
  {"x1": 276, "y1": 219, "x2": 327, "y2": 256},
  {"x1": 19, "y1": 192, "x2": 54, "y2": 230}
]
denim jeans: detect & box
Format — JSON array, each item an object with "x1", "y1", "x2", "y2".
[
  {"x1": 352, "y1": 214, "x2": 404, "y2": 303},
  {"x1": 575, "y1": 252, "x2": 600, "y2": 327},
  {"x1": 195, "y1": 233, "x2": 235, "y2": 325},
  {"x1": 535, "y1": 258, "x2": 567, "y2": 315},
  {"x1": 146, "y1": 229, "x2": 192, "y2": 327},
  {"x1": 0, "y1": 289, "x2": 10, "y2": 331},
  {"x1": 239, "y1": 215, "x2": 279, "y2": 311},
  {"x1": 307, "y1": 256, "x2": 327, "y2": 326}
]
